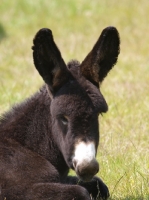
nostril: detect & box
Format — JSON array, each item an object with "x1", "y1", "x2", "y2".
[
  {"x1": 96, "y1": 165, "x2": 99, "y2": 174},
  {"x1": 94, "y1": 160, "x2": 99, "y2": 175},
  {"x1": 73, "y1": 159, "x2": 77, "y2": 169},
  {"x1": 88, "y1": 160, "x2": 99, "y2": 176}
]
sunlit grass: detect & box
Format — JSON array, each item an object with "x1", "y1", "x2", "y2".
[{"x1": 0, "y1": 0, "x2": 149, "y2": 199}]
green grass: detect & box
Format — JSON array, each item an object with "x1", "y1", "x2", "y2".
[{"x1": 0, "y1": 0, "x2": 149, "y2": 199}]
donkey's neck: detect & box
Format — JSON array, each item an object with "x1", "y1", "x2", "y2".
[{"x1": 0, "y1": 85, "x2": 69, "y2": 176}]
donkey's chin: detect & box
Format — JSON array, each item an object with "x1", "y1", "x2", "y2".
[{"x1": 76, "y1": 173, "x2": 94, "y2": 182}]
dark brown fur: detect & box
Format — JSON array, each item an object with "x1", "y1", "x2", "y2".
[{"x1": 0, "y1": 27, "x2": 120, "y2": 200}]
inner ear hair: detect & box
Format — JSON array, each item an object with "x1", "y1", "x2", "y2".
[{"x1": 80, "y1": 26, "x2": 120, "y2": 87}]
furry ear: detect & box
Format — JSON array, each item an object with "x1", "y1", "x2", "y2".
[
  {"x1": 80, "y1": 26, "x2": 120, "y2": 87},
  {"x1": 32, "y1": 28, "x2": 70, "y2": 93}
]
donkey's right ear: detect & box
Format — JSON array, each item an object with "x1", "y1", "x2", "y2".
[{"x1": 32, "y1": 28, "x2": 69, "y2": 94}]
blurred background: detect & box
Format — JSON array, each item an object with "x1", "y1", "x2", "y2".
[{"x1": 0, "y1": 0, "x2": 149, "y2": 199}]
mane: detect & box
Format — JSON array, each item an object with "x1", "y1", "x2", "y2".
[
  {"x1": 0, "y1": 85, "x2": 48, "y2": 127},
  {"x1": 66, "y1": 60, "x2": 81, "y2": 80},
  {"x1": 67, "y1": 59, "x2": 80, "y2": 69}
]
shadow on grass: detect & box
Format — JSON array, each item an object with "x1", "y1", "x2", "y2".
[{"x1": 0, "y1": 23, "x2": 7, "y2": 42}]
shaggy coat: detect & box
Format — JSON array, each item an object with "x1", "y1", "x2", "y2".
[{"x1": 0, "y1": 27, "x2": 120, "y2": 200}]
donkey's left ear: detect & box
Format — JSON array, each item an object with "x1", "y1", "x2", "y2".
[{"x1": 80, "y1": 27, "x2": 120, "y2": 87}]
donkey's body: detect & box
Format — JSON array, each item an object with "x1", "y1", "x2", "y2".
[{"x1": 0, "y1": 27, "x2": 120, "y2": 200}]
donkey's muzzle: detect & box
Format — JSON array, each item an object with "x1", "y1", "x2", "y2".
[
  {"x1": 73, "y1": 158, "x2": 99, "y2": 182},
  {"x1": 72, "y1": 141, "x2": 99, "y2": 182}
]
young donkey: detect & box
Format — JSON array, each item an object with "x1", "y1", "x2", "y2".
[{"x1": 0, "y1": 27, "x2": 120, "y2": 200}]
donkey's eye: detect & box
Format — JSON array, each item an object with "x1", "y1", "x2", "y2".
[{"x1": 60, "y1": 115, "x2": 68, "y2": 125}]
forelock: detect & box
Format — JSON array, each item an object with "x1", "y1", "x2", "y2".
[{"x1": 67, "y1": 60, "x2": 80, "y2": 69}]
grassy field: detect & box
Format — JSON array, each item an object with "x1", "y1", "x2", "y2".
[{"x1": 0, "y1": 0, "x2": 149, "y2": 199}]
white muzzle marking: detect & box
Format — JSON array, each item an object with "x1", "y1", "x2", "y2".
[{"x1": 73, "y1": 141, "x2": 96, "y2": 167}]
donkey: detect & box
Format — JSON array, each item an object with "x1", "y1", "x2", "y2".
[{"x1": 0, "y1": 26, "x2": 120, "y2": 200}]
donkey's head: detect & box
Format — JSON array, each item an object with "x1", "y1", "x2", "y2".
[{"x1": 32, "y1": 27, "x2": 120, "y2": 182}]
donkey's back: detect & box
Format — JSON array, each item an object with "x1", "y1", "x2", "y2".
[{"x1": 0, "y1": 27, "x2": 120, "y2": 200}]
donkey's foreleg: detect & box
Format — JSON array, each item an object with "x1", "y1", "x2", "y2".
[
  {"x1": 62, "y1": 176, "x2": 110, "y2": 200},
  {"x1": 27, "y1": 183, "x2": 90, "y2": 200}
]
